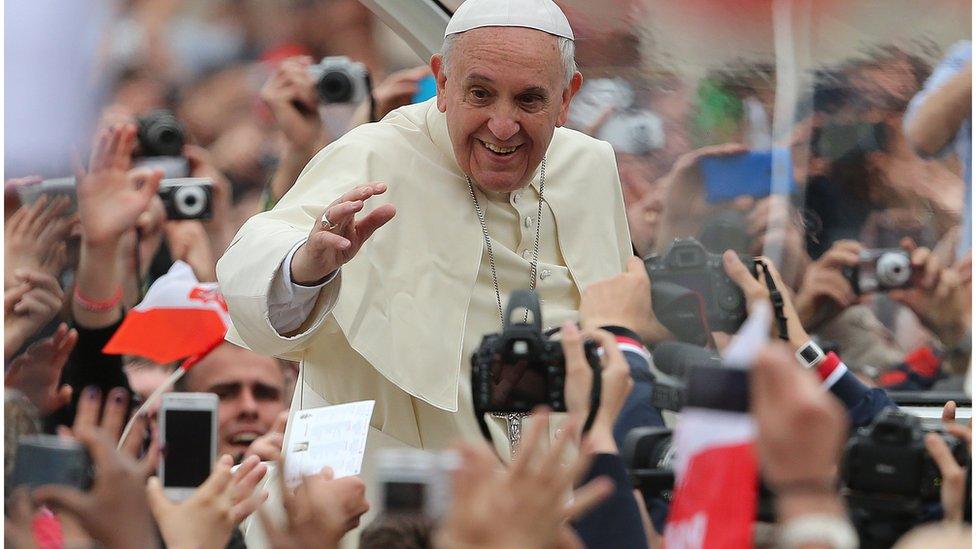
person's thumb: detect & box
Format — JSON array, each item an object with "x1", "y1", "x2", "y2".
[
  {"x1": 146, "y1": 476, "x2": 173, "y2": 515},
  {"x1": 626, "y1": 255, "x2": 645, "y2": 275}
]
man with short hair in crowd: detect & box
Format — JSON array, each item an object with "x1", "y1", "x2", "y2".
[{"x1": 175, "y1": 341, "x2": 290, "y2": 463}]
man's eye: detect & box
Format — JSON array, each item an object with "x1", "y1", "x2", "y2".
[
  {"x1": 520, "y1": 96, "x2": 544, "y2": 110},
  {"x1": 470, "y1": 88, "x2": 490, "y2": 101}
]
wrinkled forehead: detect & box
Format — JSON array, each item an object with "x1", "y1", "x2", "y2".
[{"x1": 451, "y1": 27, "x2": 565, "y2": 87}]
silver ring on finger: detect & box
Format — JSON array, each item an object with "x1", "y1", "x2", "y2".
[{"x1": 321, "y1": 212, "x2": 339, "y2": 232}]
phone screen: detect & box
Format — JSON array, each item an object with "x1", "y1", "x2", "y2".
[{"x1": 163, "y1": 409, "x2": 213, "y2": 488}]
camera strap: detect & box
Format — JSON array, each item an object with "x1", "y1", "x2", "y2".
[{"x1": 755, "y1": 259, "x2": 790, "y2": 341}]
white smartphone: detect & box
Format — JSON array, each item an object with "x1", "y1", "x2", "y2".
[{"x1": 158, "y1": 392, "x2": 218, "y2": 501}]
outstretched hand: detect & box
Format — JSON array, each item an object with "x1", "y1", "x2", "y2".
[
  {"x1": 289, "y1": 183, "x2": 396, "y2": 285},
  {"x1": 5, "y1": 323, "x2": 76, "y2": 416},
  {"x1": 77, "y1": 124, "x2": 162, "y2": 246}
]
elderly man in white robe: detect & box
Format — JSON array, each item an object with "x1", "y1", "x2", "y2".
[{"x1": 218, "y1": 0, "x2": 630, "y2": 488}]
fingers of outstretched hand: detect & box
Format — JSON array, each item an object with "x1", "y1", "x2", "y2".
[
  {"x1": 199, "y1": 455, "x2": 236, "y2": 499},
  {"x1": 354, "y1": 203, "x2": 397, "y2": 243},
  {"x1": 100, "y1": 387, "x2": 131, "y2": 442},
  {"x1": 73, "y1": 386, "x2": 103, "y2": 433},
  {"x1": 565, "y1": 476, "x2": 614, "y2": 520}
]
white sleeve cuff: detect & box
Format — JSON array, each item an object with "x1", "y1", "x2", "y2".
[{"x1": 268, "y1": 239, "x2": 339, "y2": 334}]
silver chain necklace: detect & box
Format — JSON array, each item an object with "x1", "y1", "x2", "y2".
[{"x1": 466, "y1": 157, "x2": 546, "y2": 456}]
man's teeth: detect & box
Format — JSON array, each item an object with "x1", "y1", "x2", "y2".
[
  {"x1": 482, "y1": 140, "x2": 518, "y2": 154},
  {"x1": 231, "y1": 433, "x2": 259, "y2": 444}
]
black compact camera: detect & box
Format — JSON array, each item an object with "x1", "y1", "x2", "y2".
[
  {"x1": 645, "y1": 238, "x2": 754, "y2": 343},
  {"x1": 307, "y1": 56, "x2": 370, "y2": 104},
  {"x1": 843, "y1": 248, "x2": 915, "y2": 295},
  {"x1": 134, "y1": 109, "x2": 190, "y2": 178},
  {"x1": 471, "y1": 290, "x2": 601, "y2": 439},
  {"x1": 158, "y1": 178, "x2": 213, "y2": 220},
  {"x1": 10, "y1": 434, "x2": 93, "y2": 491}
]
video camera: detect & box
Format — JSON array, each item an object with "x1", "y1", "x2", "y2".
[
  {"x1": 471, "y1": 290, "x2": 601, "y2": 441},
  {"x1": 644, "y1": 238, "x2": 754, "y2": 344}
]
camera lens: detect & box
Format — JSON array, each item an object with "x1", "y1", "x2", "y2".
[
  {"x1": 173, "y1": 186, "x2": 207, "y2": 218},
  {"x1": 317, "y1": 71, "x2": 354, "y2": 103},
  {"x1": 875, "y1": 252, "x2": 911, "y2": 288}
]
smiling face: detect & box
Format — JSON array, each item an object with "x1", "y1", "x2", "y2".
[
  {"x1": 182, "y1": 343, "x2": 287, "y2": 461},
  {"x1": 431, "y1": 27, "x2": 582, "y2": 193}
]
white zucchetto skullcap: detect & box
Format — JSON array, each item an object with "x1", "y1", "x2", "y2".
[{"x1": 444, "y1": 0, "x2": 574, "y2": 40}]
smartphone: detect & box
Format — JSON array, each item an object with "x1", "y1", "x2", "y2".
[
  {"x1": 158, "y1": 392, "x2": 218, "y2": 501},
  {"x1": 700, "y1": 149, "x2": 796, "y2": 204},
  {"x1": 10, "y1": 434, "x2": 93, "y2": 490}
]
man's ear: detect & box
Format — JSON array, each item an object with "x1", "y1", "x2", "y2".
[
  {"x1": 556, "y1": 71, "x2": 583, "y2": 127},
  {"x1": 430, "y1": 54, "x2": 448, "y2": 113}
]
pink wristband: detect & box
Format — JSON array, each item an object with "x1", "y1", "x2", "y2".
[{"x1": 73, "y1": 286, "x2": 122, "y2": 312}]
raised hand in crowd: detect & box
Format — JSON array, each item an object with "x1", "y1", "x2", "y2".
[
  {"x1": 751, "y1": 343, "x2": 849, "y2": 523},
  {"x1": 4, "y1": 193, "x2": 72, "y2": 289},
  {"x1": 289, "y1": 183, "x2": 396, "y2": 285},
  {"x1": 258, "y1": 464, "x2": 370, "y2": 549},
  {"x1": 147, "y1": 454, "x2": 269, "y2": 549},
  {"x1": 5, "y1": 323, "x2": 77, "y2": 417},
  {"x1": 74, "y1": 124, "x2": 162, "y2": 328},
  {"x1": 888, "y1": 240, "x2": 970, "y2": 350},
  {"x1": 434, "y1": 412, "x2": 613, "y2": 549},
  {"x1": 245, "y1": 410, "x2": 288, "y2": 462},
  {"x1": 653, "y1": 143, "x2": 748, "y2": 251},
  {"x1": 563, "y1": 323, "x2": 634, "y2": 454},
  {"x1": 365, "y1": 65, "x2": 431, "y2": 123},
  {"x1": 185, "y1": 144, "x2": 235, "y2": 253},
  {"x1": 579, "y1": 256, "x2": 672, "y2": 346},
  {"x1": 4, "y1": 271, "x2": 65, "y2": 361},
  {"x1": 793, "y1": 240, "x2": 861, "y2": 329},
  {"x1": 32, "y1": 389, "x2": 160, "y2": 549},
  {"x1": 261, "y1": 56, "x2": 330, "y2": 204},
  {"x1": 165, "y1": 219, "x2": 217, "y2": 281}
]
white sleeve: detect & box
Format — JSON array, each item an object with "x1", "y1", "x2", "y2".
[{"x1": 268, "y1": 239, "x2": 340, "y2": 334}]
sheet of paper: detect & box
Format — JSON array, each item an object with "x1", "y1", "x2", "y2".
[{"x1": 283, "y1": 400, "x2": 374, "y2": 488}]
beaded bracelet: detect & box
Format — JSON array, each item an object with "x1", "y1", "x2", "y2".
[{"x1": 73, "y1": 286, "x2": 123, "y2": 313}]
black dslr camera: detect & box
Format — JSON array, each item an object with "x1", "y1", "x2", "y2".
[
  {"x1": 645, "y1": 238, "x2": 754, "y2": 343},
  {"x1": 842, "y1": 408, "x2": 967, "y2": 501},
  {"x1": 843, "y1": 248, "x2": 915, "y2": 295},
  {"x1": 841, "y1": 408, "x2": 970, "y2": 546},
  {"x1": 134, "y1": 109, "x2": 190, "y2": 179},
  {"x1": 471, "y1": 290, "x2": 601, "y2": 440}
]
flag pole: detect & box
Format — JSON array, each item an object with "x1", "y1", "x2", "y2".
[{"x1": 117, "y1": 339, "x2": 224, "y2": 449}]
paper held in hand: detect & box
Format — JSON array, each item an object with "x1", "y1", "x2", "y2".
[{"x1": 283, "y1": 400, "x2": 375, "y2": 488}]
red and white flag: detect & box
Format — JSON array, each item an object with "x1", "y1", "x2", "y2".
[
  {"x1": 664, "y1": 304, "x2": 770, "y2": 549},
  {"x1": 103, "y1": 261, "x2": 229, "y2": 364}
]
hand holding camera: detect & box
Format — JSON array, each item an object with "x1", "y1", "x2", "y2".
[
  {"x1": 793, "y1": 239, "x2": 861, "y2": 329},
  {"x1": 4, "y1": 270, "x2": 65, "y2": 361},
  {"x1": 887, "y1": 241, "x2": 970, "y2": 347},
  {"x1": 260, "y1": 56, "x2": 328, "y2": 157},
  {"x1": 580, "y1": 256, "x2": 672, "y2": 345},
  {"x1": 30, "y1": 387, "x2": 159, "y2": 549}
]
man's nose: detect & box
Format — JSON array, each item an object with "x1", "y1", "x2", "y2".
[
  {"x1": 487, "y1": 106, "x2": 520, "y2": 142},
  {"x1": 237, "y1": 389, "x2": 259, "y2": 418}
]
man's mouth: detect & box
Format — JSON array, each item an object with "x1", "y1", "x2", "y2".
[
  {"x1": 478, "y1": 139, "x2": 520, "y2": 155},
  {"x1": 229, "y1": 432, "x2": 261, "y2": 445}
]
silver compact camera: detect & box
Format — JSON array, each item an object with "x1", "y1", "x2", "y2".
[
  {"x1": 158, "y1": 178, "x2": 213, "y2": 220},
  {"x1": 375, "y1": 448, "x2": 456, "y2": 519},
  {"x1": 845, "y1": 248, "x2": 915, "y2": 294},
  {"x1": 307, "y1": 56, "x2": 369, "y2": 104}
]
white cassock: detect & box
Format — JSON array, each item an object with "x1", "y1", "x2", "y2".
[{"x1": 215, "y1": 98, "x2": 631, "y2": 545}]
